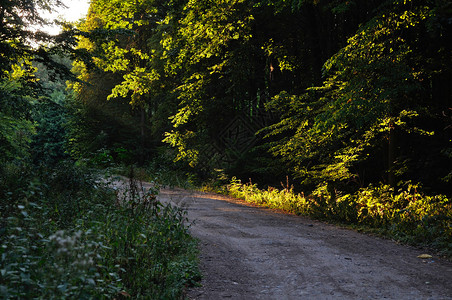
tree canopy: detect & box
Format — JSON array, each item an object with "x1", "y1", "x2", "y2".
[
  {"x1": 4, "y1": 0, "x2": 448, "y2": 194},
  {"x1": 71, "y1": 0, "x2": 451, "y2": 194}
]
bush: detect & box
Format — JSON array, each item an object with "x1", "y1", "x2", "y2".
[{"x1": 0, "y1": 161, "x2": 200, "y2": 299}]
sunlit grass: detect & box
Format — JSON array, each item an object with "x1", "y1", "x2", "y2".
[{"x1": 228, "y1": 177, "x2": 452, "y2": 258}]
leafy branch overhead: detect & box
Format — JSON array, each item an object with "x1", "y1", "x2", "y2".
[{"x1": 71, "y1": 0, "x2": 451, "y2": 194}]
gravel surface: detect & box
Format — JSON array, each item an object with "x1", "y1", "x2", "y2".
[{"x1": 154, "y1": 186, "x2": 452, "y2": 300}]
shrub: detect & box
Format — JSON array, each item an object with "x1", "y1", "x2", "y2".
[{"x1": 0, "y1": 161, "x2": 200, "y2": 299}]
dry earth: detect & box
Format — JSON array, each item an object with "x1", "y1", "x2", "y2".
[{"x1": 123, "y1": 178, "x2": 452, "y2": 299}]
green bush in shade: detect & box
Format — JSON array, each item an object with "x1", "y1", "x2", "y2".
[{"x1": 0, "y1": 162, "x2": 200, "y2": 299}]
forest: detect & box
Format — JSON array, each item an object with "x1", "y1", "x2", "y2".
[
  {"x1": 1, "y1": 0, "x2": 451, "y2": 297},
  {"x1": 69, "y1": 0, "x2": 451, "y2": 193}
]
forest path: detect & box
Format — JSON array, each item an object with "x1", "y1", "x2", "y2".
[{"x1": 153, "y1": 185, "x2": 452, "y2": 299}]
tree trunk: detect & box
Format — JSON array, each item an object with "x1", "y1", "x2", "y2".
[
  {"x1": 139, "y1": 106, "x2": 145, "y2": 165},
  {"x1": 388, "y1": 121, "x2": 396, "y2": 187}
]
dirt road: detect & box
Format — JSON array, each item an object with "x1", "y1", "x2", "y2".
[{"x1": 155, "y1": 187, "x2": 452, "y2": 299}]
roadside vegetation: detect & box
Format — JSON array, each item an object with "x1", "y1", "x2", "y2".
[
  {"x1": 0, "y1": 163, "x2": 200, "y2": 299},
  {"x1": 228, "y1": 178, "x2": 452, "y2": 258}
]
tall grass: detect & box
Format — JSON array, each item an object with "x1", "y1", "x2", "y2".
[
  {"x1": 0, "y1": 161, "x2": 200, "y2": 299},
  {"x1": 228, "y1": 177, "x2": 452, "y2": 257}
]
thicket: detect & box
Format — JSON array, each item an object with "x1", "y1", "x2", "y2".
[{"x1": 0, "y1": 163, "x2": 200, "y2": 298}]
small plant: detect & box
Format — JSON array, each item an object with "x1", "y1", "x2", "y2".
[{"x1": 103, "y1": 169, "x2": 201, "y2": 298}]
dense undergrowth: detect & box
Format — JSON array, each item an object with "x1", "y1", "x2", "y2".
[
  {"x1": 228, "y1": 178, "x2": 452, "y2": 258},
  {"x1": 0, "y1": 161, "x2": 200, "y2": 299}
]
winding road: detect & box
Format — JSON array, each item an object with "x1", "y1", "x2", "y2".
[{"x1": 155, "y1": 186, "x2": 452, "y2": 299}]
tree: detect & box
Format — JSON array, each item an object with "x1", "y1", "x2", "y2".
[
  {"x1": 0, "y1": 0, "x2": 83, "y2": 163},
  {"x1": 264, "y1": 0, "x2": 452, "y2": 194},
  {"x1": 70, "y1": 0, "x2": 176, "y2": 164},
  {"x1": 161, "y1": 0, "x2": 257, "y2": 170}
]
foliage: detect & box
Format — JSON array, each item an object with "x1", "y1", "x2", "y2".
[
  {"x1": 30, "y1": 98, "x2": 69, "y2": 165},
  {"x1": 66, "y1": 0, "x2": 451, "y2": 195},
  {"x1": 0, "y1": 61, "x2": 37, "y2": 163},
  {"x1": 228, "y1": 178, "x2": 452, "y2": 257},
  {"x1": 229, "y1": 177, "x2": 310, "y2": 214},
  {"x1": 68, "y1": 0, "x2": 175, "y2": 165},
  {"x1": 0, "y1": 0, "x2": 86, "y2": 83},
  {"x1": 0, "y1": 0, "x2": 90, "y2": 165},
  {"x1": 263, "y1": 0, "x2": 452, "y2": 193},
  {"x1": 160, "y1": 0, "x2": 289, "y2": 170},
  {"x1": 0, "y1": 162, "x2": 200, "y2": 299},
  {"x1": 70, "y1": 0, "x2": 446, "y2": 189}
]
